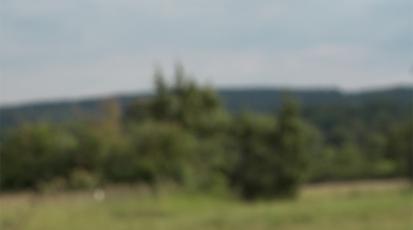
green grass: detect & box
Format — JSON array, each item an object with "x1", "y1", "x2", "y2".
[{"x1": 1, "y1": 180, "x2": 412, "y2": 230}]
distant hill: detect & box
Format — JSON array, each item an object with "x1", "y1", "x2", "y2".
[
  {"x1": 219, "y1": 87, "x2": 413, "y2": 112},
  {"x1": 1, "y1": 87, "x2": 412, "y2": 134}
]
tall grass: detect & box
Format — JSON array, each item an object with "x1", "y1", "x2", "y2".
[{"x1": 1, "y1": 180, "x2": 412, "y2": 230}]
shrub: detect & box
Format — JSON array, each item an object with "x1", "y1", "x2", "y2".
[{"x1": 68, "y1": 169, "x2": 100, "y2": 190}]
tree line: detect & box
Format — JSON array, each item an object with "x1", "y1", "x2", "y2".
[{"x1": 0, "y1": 66, "x2": 412, "y2": 199}]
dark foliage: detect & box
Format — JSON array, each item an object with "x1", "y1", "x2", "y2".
[{"x1": 0, "y1": 68, "x2": 412, "y2": 199}]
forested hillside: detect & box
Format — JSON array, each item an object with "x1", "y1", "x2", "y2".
[
  {"x1": 1, "y1": 87, "x2": 412, "y2": 132},
  {"x1": 0, "y1": 68, "x2": 412, "y2": 197}
]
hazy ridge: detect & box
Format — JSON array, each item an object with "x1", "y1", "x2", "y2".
[{"x1": 1, "y1": 86, "x2": 412, "y2": 132}]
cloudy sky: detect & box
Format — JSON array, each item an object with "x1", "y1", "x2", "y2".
[{"x1": 1, "y1": 0, "x2": 412, "y2": 105}]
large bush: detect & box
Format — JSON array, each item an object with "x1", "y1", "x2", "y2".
[
  {"x1": 105, "y1": 122, "x2": 198, "y2": 186},
  {"x1": 0, "y1": 124, "x2": 76, "y2": 190}
]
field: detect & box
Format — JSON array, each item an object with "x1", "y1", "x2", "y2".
[{"x1": 1, "y1": 180, "x2": 412, "y2": 230}]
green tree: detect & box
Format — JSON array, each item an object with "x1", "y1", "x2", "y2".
[
  {"x1": 230, "y1": 113, "x2": 276, "y2": 199},
  {"x1": 126, "y1": 65, "x2": 229, "y2": 135},
  {"x1": 0, "y1": 124, "x2": 76, "y2": 189},
  {"x1": 272, "y1": 98, "x2": 312, "y2": 197},
  {"x1": 126, "y1": 122, "x2": 197, "y2": 186},
  {"x1": 230, "y1": 98, "x2": 314, "y2": 199},
  {"x1": 387, "y1": 121, "x2": 413, "y2": 179}
]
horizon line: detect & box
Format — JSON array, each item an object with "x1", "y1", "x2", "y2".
[{"x1": 1, "y1": 83, "x2": 412, "y2": 109}]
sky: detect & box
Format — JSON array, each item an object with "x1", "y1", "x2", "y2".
[{"x1": 1, "y1": 0, "x2": 412, "y2": 105}]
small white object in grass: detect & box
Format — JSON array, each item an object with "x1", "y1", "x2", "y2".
[{"x1": 93, "y1": 189, "x2": 105, "y2": 202}]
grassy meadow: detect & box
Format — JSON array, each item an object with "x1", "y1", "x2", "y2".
[{"x1": 1, "y1": 180, "x2": 412, "y2": 230}]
